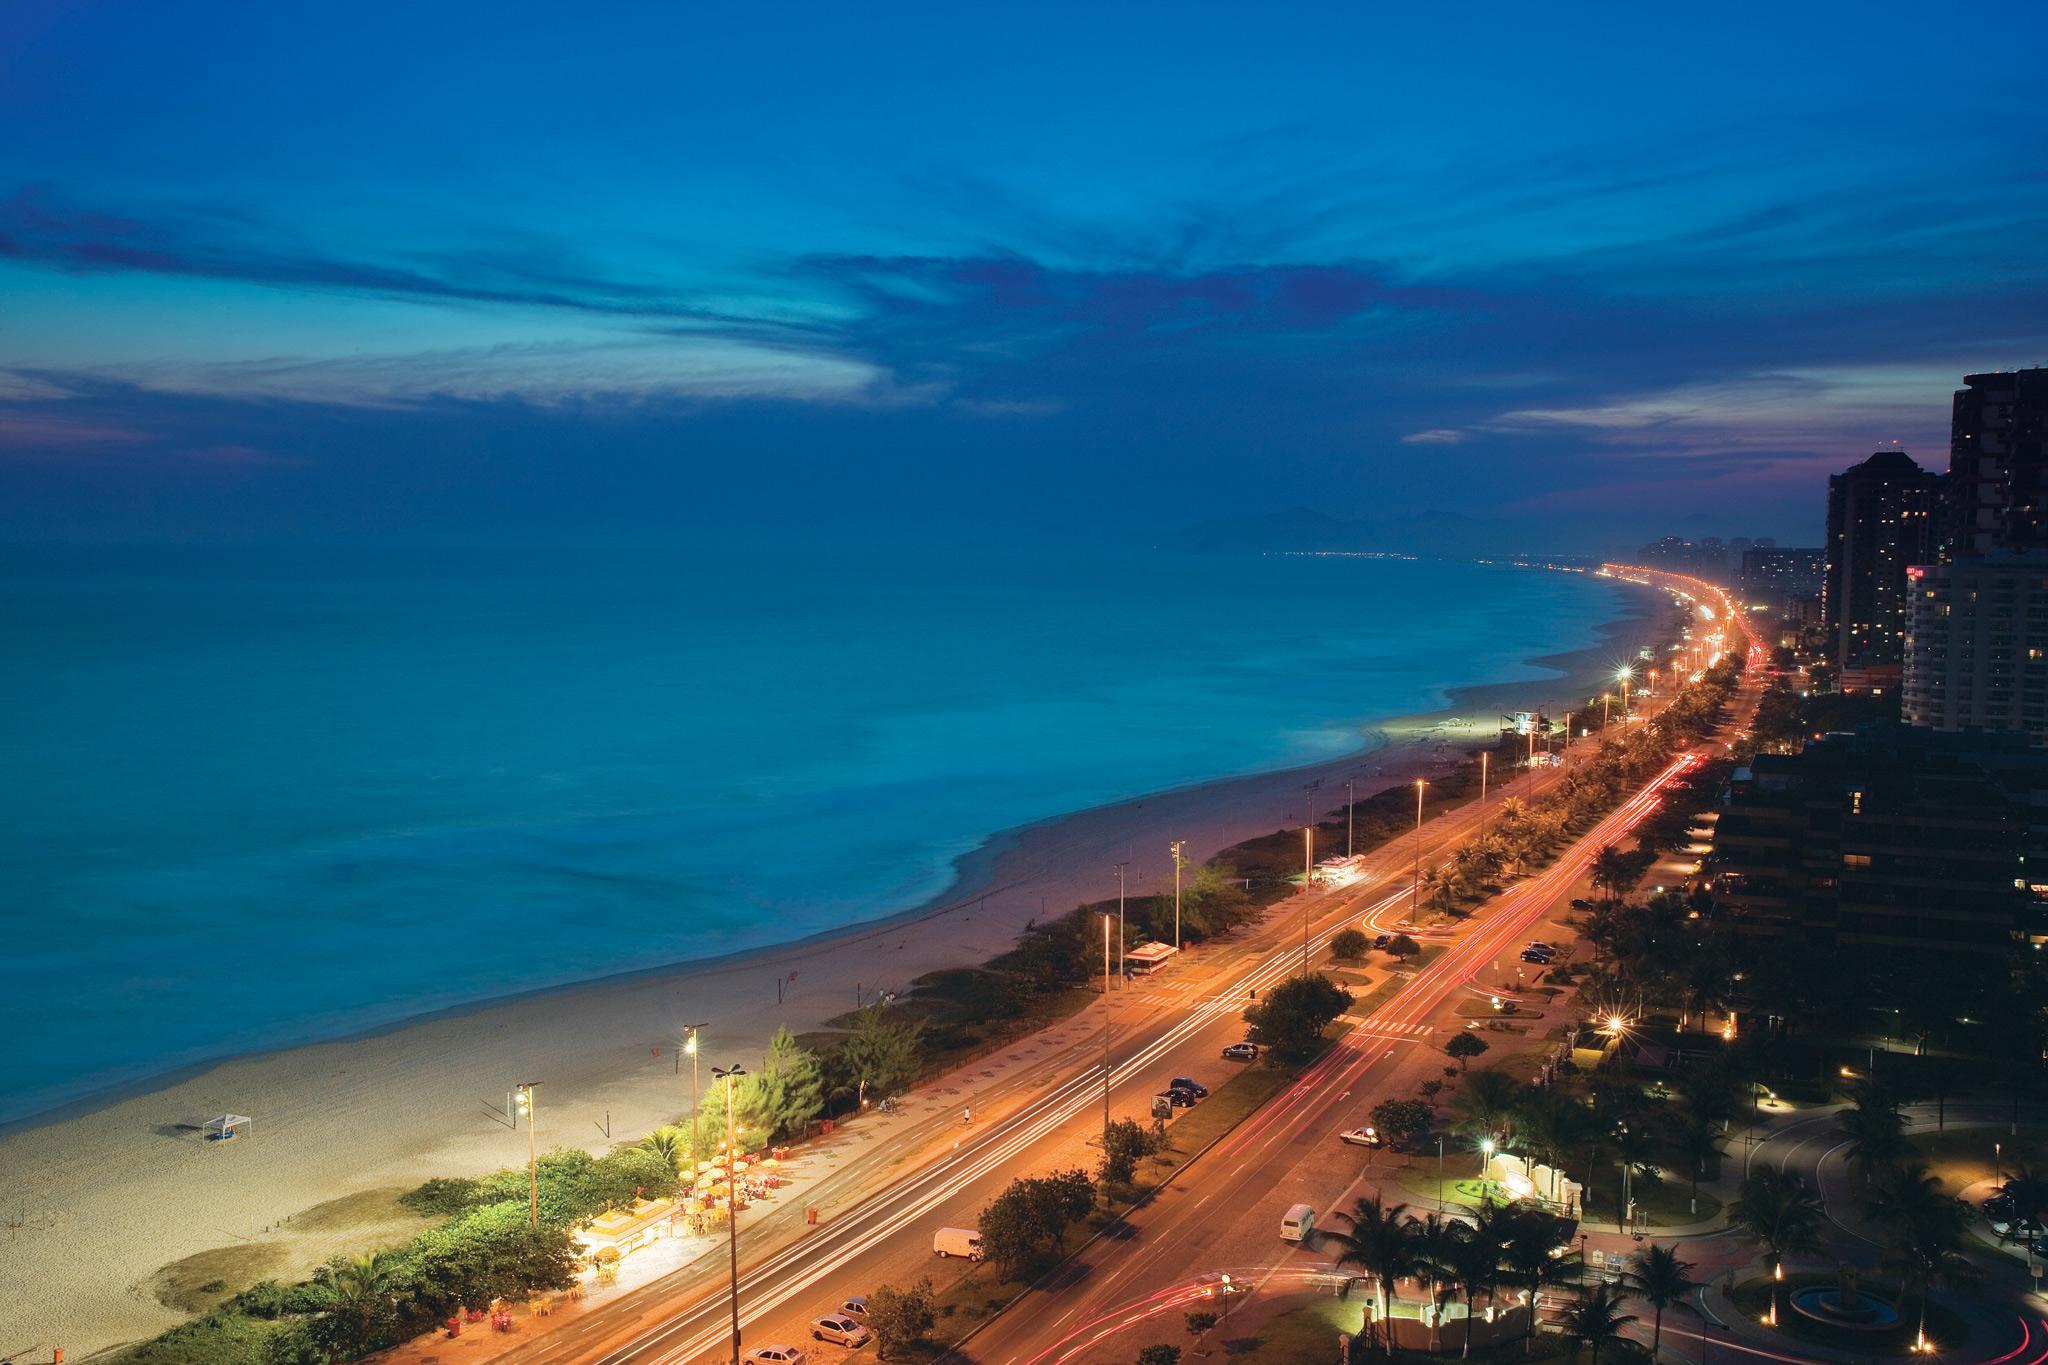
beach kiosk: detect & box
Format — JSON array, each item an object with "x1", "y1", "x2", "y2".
[
  {"x1": 205, "y1": 1114, "x2": 252, "y2": 1143},
  {"x1": 575, "y1": 1197, "x2": 680, "y2": 1264}
]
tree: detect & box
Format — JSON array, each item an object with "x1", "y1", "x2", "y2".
[
  {"x1": 978, "y1": 1169, "x2": 1095, "y2": 1278},
  {"x1": 1319, "y1": 1194, "x2": 1417, "y2": 1359},
  {"x1": 1243, "y1": 972, "x2": 1353, "y2": 1062},
  {"x1": 1835, "y1": 1080, "x2": 1908, "y2": 1184},
  {"x1": 314, "y1": 1250, "x2": 401, "y2": 1353},
  {"x1": 1864, "y1": 1161, "x2": 1975, "y2": 1348},
  {"x1": 1590, "y1": 844, "x2": 1637, "y2": 902},
  {"x1": 1446, "y1": 1032, "x2": 1490, "y2": 1071},
  {"x1": 1100, "y1": 1117, "x2": 1160, "y2": 1188},
  {"x1": 1409, "y1": 1210, "x2": 1460, "y2": 1353},
  {"x1": 1136, "y1": 1347, "x2": 1182, "y2": 1365},
  {"x1": 865, "y1": 1277, "x2": 936, "y2": 1359},
  {"x1": 1386, "y1": 933, "x2": 1422, "y2": 962},
  {"x1": 1627, "y1": 1242, "x2": 1695, "y2": 1355},
  {"x1": 1452, "y1": 1067, "x2": 1521, "y2": 1144},
  {"x1": 836, "y1": 1002, "x2": 925, "y2": 1109},
  {"x1": 1370, "y1": 1098, "x2": 1433, "y2": 1151},
  {"x1": 734, "y1": 1026, "x2": 826, "y2": 1141},
  {"x1": 1728, "y1": 1165, "x2": 1825, "y2": 1325},
  {"x1": 1446, "y1": 1210, "x2": 1505, "y2": 1359},
  {"x1": 1498, "y1": 1207, "x2": 1564, "y2": 1354},
  {"x1": 1183, "y1": 1310, "x2": 1218, "y2": 1340},
  {"x1": 1565, "y1": 1281, "x2": 1638, "y2": 1365},
  {"x1": 1331, "y1": 927, "x2": 1369, "y2": 962},
  {"x1": 640, "y1": 1126, "x2": 686, "y2": 1172}
]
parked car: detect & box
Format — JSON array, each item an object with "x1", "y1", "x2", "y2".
[
  {"x1": 1158, "y1": 1087, "x2": 1198, "y2": 1108},
  {"x1": 839, "y1": 1296, "x2": 869, "y2": 1320},
  {"x1": 1985, "y1": 1194, "x2": 2017, "y2": 1219},
  {"x1": 1990, "y1": 1216, "x2": 2042, "y2": 1239},
  {"x1": 1571, "y1": 898, "x2": 1594, "y2": 911},
  {"x1": 811, "y1": 1315, "x2": 871, "y2": 1348},
  {"x1": 1222, "y1": 1041, "x2": 1259, "y2": 1061},
  {"x1": 1527, "y1": 940, "x2": 1556, "y2": 951},
  {"x1": 742, "y1": 1347, "x2": 807, "y2": 1365},
  {"x1": 1338, "y1": 1125, "x2": 1384, "y2": 1148},
  {"x1": 1373, "y1": 933, "x2": 1392, "y2": 950},
  {"x1": 2031, "y1": 1235, "x2": 2048, "y2": 1258},
  {"x1": 1169, "y1": 1077, "x2": 1209, "y2": 1098},
  {"x1": 1280, "y1": 1202, "x2": 1316, "y2": 1241},
  {"x1": 1520, "y1": 950, "x2": 1553, "y2": 965}
]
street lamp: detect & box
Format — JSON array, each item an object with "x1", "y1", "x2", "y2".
[
  {"x1": 514, "y1": 1082, "x2": 542, "y2": 1228},
  {"x1": 1618, "y1": 666, "x2": 1633, "y2": 718},
  {"x1": 1170, "y1": 839, "x2": 1186, "y2": 952},
  {"x1": 1602, "y1": 692, "x2": 1614, "y2": 727},
  {"x1": 1412, "y1": 779, "x2": 1427, "y2": 917},
  {"x1": 1301, "y1": 824, "x2": 1314, "y2": 977},
  {"x1": 1113, "y1": 861, "x2": 1129, "y2": 985},
  {"x1": 1480, "y1": 1135, "x2": 1496, "y2": 1177},
  {"x1": 712, "y1": 1064, "x2": 748, "y2": 1365},
  {"x1": 1346, "y1": 778, "x2": 1357, "y2": 859},
  {"x1": 683, "y1": 1024, "x2": 706, "y2": 1160}
]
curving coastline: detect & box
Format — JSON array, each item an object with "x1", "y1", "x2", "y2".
[{"x1": 0, "y1": 570, "x2": 1665, "y2": 1356}]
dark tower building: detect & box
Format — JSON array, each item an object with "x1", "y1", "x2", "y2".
[
  {"x1": 1821, "y1": 449, "x2": 1939, "y2": 682},
  {"x1": 1950, "y1": 368, "x2": 2048, "y2": 557}
]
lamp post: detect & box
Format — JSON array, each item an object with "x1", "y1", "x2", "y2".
[
  {"x1": 1346, "y1": 778, "x2": 1357, "y2": 858},
  {"x1": 684, "y1": 1024, "x2": 706, "y2": 1159},
  {"x1": 1170, "y1": 839, "x2": 1186, "y2": 952},
  {"x1": 1113, "y1": 862, "x2": 1129, "y2": 985},
  {"x1": 1412, "y1": 780, "x2": 1427, "y2": 917},
  {"x1": 1479, "y1": 752, "x2": 1489, "y2": 825},
  {"x1": 712, "y1": 1064, "x2": 747, "y2": 1365},
  {"x1": 1618, "y1": 667, "x2": 1633, "y2": 719},
  {"x1": 1100, "y1": 913, "x2": 1113, "y2": 1133},
  {"x1": 1602, "y1": 692, "x2": 1613, "y2": 727},
  {"x1": 1481, "y1": 1135, "x2": 1495, "y2": 1178},
  {"x1": 513, "y1": 1082, "x2": 542, "y2": 1228},
  {"x1": 1301, "y1": 824, "x2": 1314, "y2": 977}
]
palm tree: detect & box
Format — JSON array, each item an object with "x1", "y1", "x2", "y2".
[
  {"x1": 1322, "y1": 1194, "x2": 1418, "y2": 1358},
  {"x1": 1674, "y1": 1119, "x2": 1719, "y2": 1218},
  {"x1": 1835, "y1": 1081, "x2": 1908, "y2": 1184},
  {"x1": 1420, "y1": 865, "x2": 1455, "y2": 919},
  {"x1": 1409, "y1": 1210, "x2": 1460, "y2": 1352},
  {"x1": 1453, "y1": 1067, "x2": 1523, "y2": 1146},
  {"x1": 1564, "y1": 1281, "x2": 1638, "y2": 1365},
  {"x1": 641, "y1": 1125, "x2": 686, "y2": 1171},
  {"x1": 1498, "y1": 1206, "x2": 1563, "y2": 1354},
  {"x1": 319, "y1": 1249, "x2": 401, "y2": 1349},
  {"x1": 1589, "y1": 844, "x2": 1634, "y2": 902},
  {"x1": 1626, "y1": 1242, "x2": 1695, "y2": 1355},
  {"x1": 1728, "y1": 1166, "x2": 1825, "y2": 1325},
  {"x1": 1447, "y1": 1210, "x2": 1505, "y2": 1359},
  {"x1": 1883, "y1": 1201, "x2": 1976, "y2": 1351},
  {"x1": 1611, "y1": 1123, "x2": 1660, "y2": 1233}
]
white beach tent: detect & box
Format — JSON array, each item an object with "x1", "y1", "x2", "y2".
[{"x1": 205, "y1": 1114, "x2": 253, "y2": 1142}]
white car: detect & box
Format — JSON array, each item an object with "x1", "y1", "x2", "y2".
[
  {"x1": 811, "y1": 1314, "x2": 871, "y2": 1347},
  {"x1": 743, "y1": 1348, "x2": 807, "y2": 1365},
  {"x1": 1338, "y1": 1125, "x2": 1384, "y2": 1148},
  {"x1": 839, "y1": 1296, "x2": 869, "y2": 1319}
]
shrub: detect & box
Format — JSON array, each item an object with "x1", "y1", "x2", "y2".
[{"x1": 1330, "y1": 928, "x2": 1368, "y2": 962}]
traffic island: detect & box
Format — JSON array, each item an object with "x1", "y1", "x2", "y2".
[{"x1": 1728, "y1": 1272, "x2": 1968, "y2": 1355}]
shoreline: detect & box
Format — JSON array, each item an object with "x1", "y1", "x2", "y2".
[{"x1": 0, "y1": 571, "x2": 1666, "y2": 1356}]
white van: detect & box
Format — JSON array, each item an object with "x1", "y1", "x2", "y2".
[
  {"x1": 933, "y1": 1226, "x2": 984, "y2": 1260},
  {"x1": 1280, "y1": 1203, "x2": 1316, "y2": 1242}
]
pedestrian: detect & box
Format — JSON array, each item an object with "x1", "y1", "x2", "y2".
[{"x1": 962, "y1": 1105, "x2": 972, "y2": 1125}]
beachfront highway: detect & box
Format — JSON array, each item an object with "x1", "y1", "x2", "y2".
[{"x1": 505, "y1": 571, "x2": 1760, "y2": 1365}]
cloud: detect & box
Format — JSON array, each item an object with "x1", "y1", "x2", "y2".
[{"x1": 1400, "y1": 428, "x2": 1466, "y2": 445}]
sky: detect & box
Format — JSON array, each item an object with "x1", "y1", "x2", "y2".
[{"x1": 3, "y1": 2, "x2": 2045, "y2": 551}]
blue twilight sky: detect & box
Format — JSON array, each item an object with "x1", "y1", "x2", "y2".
[{"x1": 2, "y1": 2, "x2": 2045, "y2": 550}]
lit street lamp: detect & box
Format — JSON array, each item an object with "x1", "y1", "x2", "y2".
[
  {"x1": 1169, "y1": 839, "x2": 1186, "y2": 952},
  {"x1": 683, "y1": 1023, "x2": 706, "y2": 1158},
  {"x1": 1480, "y1": 1135, "x2": 1495, "y2": 1177},
  {"x1": 712, "y1": 1063, "x2": 748, "y2": 1365},
  {"x1": 1411, "y1": 779, "x2": 1427, "y2": 916},
  {"x1": 1113, "y1": 860, "x2": 1130, "y2": 985},
  {"x1": 514, "y1": 1081, "x2": 542, "y2": 1228}
]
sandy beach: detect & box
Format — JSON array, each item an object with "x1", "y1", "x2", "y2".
[{"x1": 0, "y1": 575, "x2": 1664, "y2": 1359}]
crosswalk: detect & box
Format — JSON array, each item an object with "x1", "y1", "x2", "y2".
[{"x1": 1344, "y1": 1016, "x2": 1434, "y2": 1039}]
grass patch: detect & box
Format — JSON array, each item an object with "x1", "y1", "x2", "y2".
[
  {"x1": 146, "y1": 1242, "x2": 288, "y2": 1313},
  {"x1": 1729, "y1": 1273, "x2": 1968, "y2": 1355},
  {"x1": 1221, "y1": 1299, "x2": 1643, "y2": 1363},
  {"x1": 1908, "y1": 1127, "x2": 2048, "y2": 1187},
  {"x1": 1145, "y1": 1062, "x2": 1301, "y2": 1171}
]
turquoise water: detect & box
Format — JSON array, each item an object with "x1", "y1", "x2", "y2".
[{"x1": 0, "y1": 547, "x2": 1632, "y2": 1124}]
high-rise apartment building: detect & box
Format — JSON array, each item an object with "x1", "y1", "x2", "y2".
[
  {"x1": 1949, "y1": 368, "x2": 2048, "y2": 558},
  {"x1": 1739, "y1": 547, "x2": 1825, "y2": 600},
  {"x1": 1821, "y1": 449, "x2": 1940, "y2": 681},
  {"x1": 1902, "y1": 552, "x2": 2048, "y2": 745},
  {"x1": 1706, "y1": 725, "x2": 2046, "y2": 956}
]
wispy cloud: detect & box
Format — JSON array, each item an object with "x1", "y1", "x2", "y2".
[{"x1": 1401, "y1": 428, "x2": 1465, "y2": 445}]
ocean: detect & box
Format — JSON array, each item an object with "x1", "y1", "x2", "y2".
[{"x1": 0, "y1": 546, "x2": 1635, "y2": 1125}]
